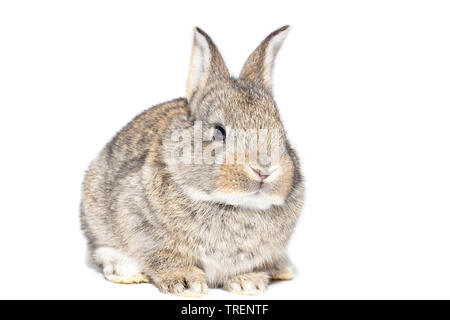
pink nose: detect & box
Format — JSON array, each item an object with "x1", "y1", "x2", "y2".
[{"x1": 251, "y1": 167, "x2": 270, "y2": 180}]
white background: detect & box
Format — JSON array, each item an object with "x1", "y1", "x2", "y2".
[{"x1": 0, "y1": 0, "x2": 449, "y2": 299}]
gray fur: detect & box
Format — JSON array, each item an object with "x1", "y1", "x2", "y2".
[{"x1": 80, "y1": 26, "x2": 304, "y2": 296}]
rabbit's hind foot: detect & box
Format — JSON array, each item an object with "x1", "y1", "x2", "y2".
[
  {"x1": 93, "y1": 247, "x2": 149, "y2": 284},
  {"x1": 271, "y1": 266, "x2": 294, "y2": 281}
]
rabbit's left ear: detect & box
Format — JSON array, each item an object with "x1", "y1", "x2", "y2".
[
  {"x1": 186, "y1": 28, "x2": 230, "y2": 102},
  {"x1": 239, "y1": 26, "x2": 291, "y2": 93}
]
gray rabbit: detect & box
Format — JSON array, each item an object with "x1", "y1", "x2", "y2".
[{"x1": 80, "y1": 26, "x2": 304, "y2": 296}]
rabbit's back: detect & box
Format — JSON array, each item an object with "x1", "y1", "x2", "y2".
[{"x1": 80, "y1": 98, "x2": 188, "y2": 251}]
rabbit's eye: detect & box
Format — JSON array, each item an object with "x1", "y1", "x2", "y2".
[{"x1": 212, "y1": 125, "x2": 226, "y2": 141}]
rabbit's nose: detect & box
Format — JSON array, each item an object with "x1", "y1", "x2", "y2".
[{"x1": 250, "y1": 166, "x2": 276, "y2": 181}]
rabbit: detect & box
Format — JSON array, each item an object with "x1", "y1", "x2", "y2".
[{"x1": 80, "y1": 25, "x2": 304, "y2": 297}]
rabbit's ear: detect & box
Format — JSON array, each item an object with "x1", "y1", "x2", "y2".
[
  {"x1": 239, "y1": 26, "x2": 291, "y2": 93},
  {"x1": 186, "y1": 27, "x2": 230, "y2": 102}
]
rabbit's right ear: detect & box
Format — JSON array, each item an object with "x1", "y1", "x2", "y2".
[
  {"x1": 186, "y1": 28, "x2": 230, "y2": 102},
  {"x1": 239, "y1": 26, "x2": 291, "y2": 93}
]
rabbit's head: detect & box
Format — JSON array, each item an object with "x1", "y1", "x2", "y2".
[{"x1": 164, "y1": 26, "x2": 296, "y2": 210}]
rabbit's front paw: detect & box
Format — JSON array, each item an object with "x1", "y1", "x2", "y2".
[
  {"x1": 224, "y1": 272, "x2": 269, "y2": 295},
  {"x1": 152, "y1": 267, "x2": 208, "y2": 297}
]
